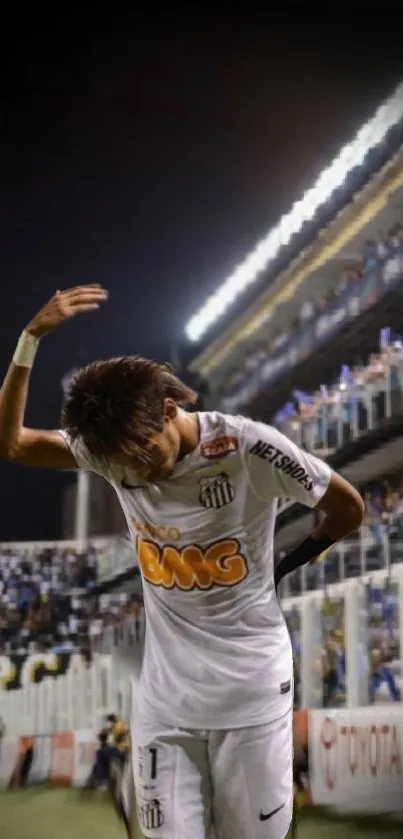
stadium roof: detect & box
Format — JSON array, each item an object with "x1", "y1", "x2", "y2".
[{"x1": 185, "y1": 81, "x2": 403, "y2": 345}]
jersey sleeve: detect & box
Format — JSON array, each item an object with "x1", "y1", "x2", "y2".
[
  {"x1": 243, "y1": 418, "x2": 331, "y2": 508},
  {"x1": 57, "y1": 430, "x2": 112, "y2": 480}
]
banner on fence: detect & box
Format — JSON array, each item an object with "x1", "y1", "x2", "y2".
[{"x1": 309, "y1": 706, "x2": 403, "y2": 813}]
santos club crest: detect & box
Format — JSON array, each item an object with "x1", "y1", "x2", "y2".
[{"x1": 199, "y1": 472, "x2": 235, "y2": 510}]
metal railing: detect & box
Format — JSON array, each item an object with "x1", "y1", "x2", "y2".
[
  {"x1": 279, "y1": 356, "x2": 403, "y2": 456},
  {"x1": 277, "y1": 530, "x2": 403, "y2": 600}
]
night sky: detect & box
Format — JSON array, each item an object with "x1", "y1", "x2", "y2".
[{"x1": 1, "y1": 9, "x2": 402, "y2": 541}]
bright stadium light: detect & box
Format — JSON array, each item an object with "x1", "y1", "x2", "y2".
[{"x1": 185, "y1": 81, "x2": 403, "y2": 343}]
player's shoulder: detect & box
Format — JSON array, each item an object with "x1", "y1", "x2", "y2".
[
  {"x1": 198, "y1": 411, "x2": 276, "y2": 457},
  {"x1": 198, "y1": 410, "x2": 245, "y2": 457}
]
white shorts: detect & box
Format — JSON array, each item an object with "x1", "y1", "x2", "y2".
[{"x1": 130, "y1": 709, "x2": 293, "y2": 839}]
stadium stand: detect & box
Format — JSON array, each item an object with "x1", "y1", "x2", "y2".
[
  {"x1": 181, "y1": 84, "x2": 403, "y2": 820},
  {"x1": 0, "y1": 542, "x2": 144, "y2": 661}
]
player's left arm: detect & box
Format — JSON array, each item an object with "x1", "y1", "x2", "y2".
[
  {"x1": 313, "y1": 469, "x2": 364, "y2": 542},
  {"x1": 245, "y1": 420, "x2": 364, "y2": 578}
]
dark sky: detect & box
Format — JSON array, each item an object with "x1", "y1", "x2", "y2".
[{"x1": 1, "y1": 8, "x2": 402, "y2": 540}]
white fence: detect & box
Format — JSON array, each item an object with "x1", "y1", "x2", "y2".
[{"x1": 0, "y1": 655, "x2": 134, "y2": 736}]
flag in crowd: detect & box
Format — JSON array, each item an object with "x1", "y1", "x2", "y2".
[
  {"x1": 340, "y1": 364, "x2": 354, "y2": 390},
  {"x1": 379, "y1": 326, "x2": 403, "y2": 350},
  {"x1": 292, "y1": 390, "x2": 316, "y2": 406}
]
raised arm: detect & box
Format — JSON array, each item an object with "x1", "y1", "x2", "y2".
[{"x1": 0, "y1": 285, "x2": 108, "y2": 469}]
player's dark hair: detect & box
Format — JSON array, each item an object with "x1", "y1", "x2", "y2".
[{"x1": 61, "y1": 356, "x2": 198, "y2": 465}]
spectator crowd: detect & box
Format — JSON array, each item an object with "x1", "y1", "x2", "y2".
[
  {"x1": 274, "y1": 334, "x2": 403, "y2": 455},
  {"x1": 0, "y1": 545, "x2": 143, "y2": 658}
]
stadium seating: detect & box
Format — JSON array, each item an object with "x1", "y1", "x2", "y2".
[
  {"x1": 270, "y1": 332, "x2": 403, "y2": 714},
  {"x1": 272, "y1": 337, "x2": 403, "y2": 456},
  {"x1": 0, "y1": 544, "x2": 144, "y2": 659}
]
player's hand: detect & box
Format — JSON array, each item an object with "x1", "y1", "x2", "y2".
[{"x1": 26, "y1": 285, "x2": 108, "y2": 338}]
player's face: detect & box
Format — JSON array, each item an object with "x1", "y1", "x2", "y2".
[
  {"x1": 111, "y1": 400, "x2": 183, "y2": 481},
  {"x1": 136, "y1": 422, "x2": 181, "y2": 482},
  {"x1": 126, "y1": 400, "x2": 182, "y2": 482}
]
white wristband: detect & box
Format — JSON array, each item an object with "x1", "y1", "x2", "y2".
[{"x1": 12, "y1": 330, "x2": 40, "y2": 368}]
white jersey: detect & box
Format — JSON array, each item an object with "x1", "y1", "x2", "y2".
[{"x1": 60, "y1": 412, "x2": 331, "y2": 729}]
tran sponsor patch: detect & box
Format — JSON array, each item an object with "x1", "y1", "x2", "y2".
[{"x1": 201, "y1": 435, "x2": 238, "y2": 459}]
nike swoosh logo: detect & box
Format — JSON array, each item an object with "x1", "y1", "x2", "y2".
[
  {"x1": 121, "y1": 479, "x2": 145, "y2": 490},
  {"x1": 259, "y1": 803, "x2": 285, "y2": 822}
]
